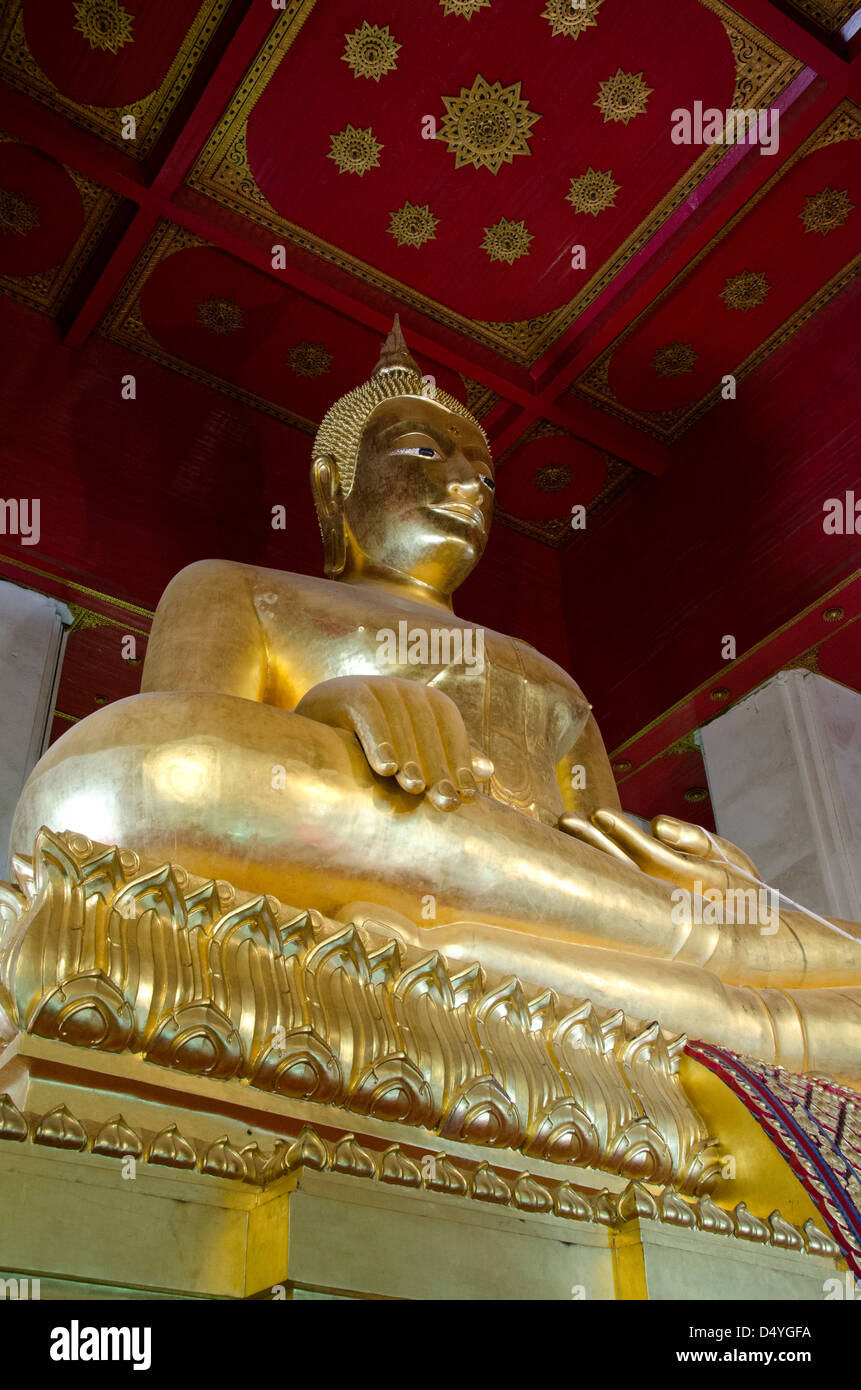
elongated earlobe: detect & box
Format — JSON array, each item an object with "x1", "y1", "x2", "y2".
[{"x1": 310, "y1": 455, "x2": 346, "y2": 578}]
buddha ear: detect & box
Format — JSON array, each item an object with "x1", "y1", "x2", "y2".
[{"x1": 310, "y1": 454, "x2": 346, "y2": 578}]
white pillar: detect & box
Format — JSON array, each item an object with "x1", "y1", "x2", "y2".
[
  {"x1": 699, "y1": 670, "x2": 861, "y2": 921},
  {"x1": 0, "y1": 582, "x2": 71, "y2": 879}
]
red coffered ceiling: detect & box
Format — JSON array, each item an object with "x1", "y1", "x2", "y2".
[{"x1": 0, "y1": 0, "x2": 859, "y2": 831}]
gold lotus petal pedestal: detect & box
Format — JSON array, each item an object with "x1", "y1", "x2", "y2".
[{"x1": 0, "y1": 829, "x2": 846, "y2": 1301}]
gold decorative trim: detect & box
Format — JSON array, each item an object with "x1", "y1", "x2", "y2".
[
  {"x1": 0, "y1": 0, "x2": 229, "y2": 159},
  {"x1": 572, "y1": 100, "x2": 861, "y2": 442},
  {"x1": 0, "y1": 132, "x2": 120, "y2": 317},
  {"x1": 0, "y1": 828, "x2": 723, "y2": 1191},
  {"x1": 0, "y1": 553, "x2": 155, "y2": 620},
  {"x1": 186, "y1": 0, "x2": 800, "y2": 367},
  {"x1": 0, "y1": 1092, "x2": 841, "y2": 1256},
  {"x1": 782, "y1": 0, "x2": 858, "y2": 33}
]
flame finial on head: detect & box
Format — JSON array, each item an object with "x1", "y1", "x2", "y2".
[{"x1": 374, "y1": 313, "x2": 421, "y2": 377}]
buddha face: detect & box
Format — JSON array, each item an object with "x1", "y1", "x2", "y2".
[{"x1": 315, "y1": 395, "x2": 495, "y2": 595}]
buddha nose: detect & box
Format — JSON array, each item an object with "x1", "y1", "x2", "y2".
[{"x1": 447, "y1": 476, "x2": 481, "y2": 502}]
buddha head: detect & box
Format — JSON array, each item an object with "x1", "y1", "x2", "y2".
[{"x1": 311, "y1": 317, "x2": 494, "y2": 597}]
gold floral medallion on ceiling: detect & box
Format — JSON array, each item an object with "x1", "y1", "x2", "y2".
[
  {"x1": 566, "y1": 167, "x2": 620, "y2": 216},
  {"x1": 0, "y1": 188, "x2": 39, "y2": 236},
  {"x1": 542, "y1": 0, "x2": 604, "y2": 39},
  {"x1": 197, "y1": 296, "x2": 244, "y2": 335},
  {"x1": 721, "y1": 269, "x2": 770, "y2": 312},
  {"x1": 388, "y1": 202, "x2": 439, "y2": 249},
  {"x1": 595, "y1": 69, "x2": 653, "y2": 125},
  {"x1": 535, "y1": 464, "x2": 572, "y2": 493},
  {"x1": 481, "y1": 217, "x2": 533, "y2": 264},
  {"x1": 438, "y1": 74, "x2": 541, "y2": 175},
  {"x1": 439, "y1": 0, "x2": 492, "y2": 17},
  {"x1": 72, "y1": 0, "x2": 134, "y2": 54},
  {"x1": 287, "y1": 341, "x2": 332, "y2": 377},
  {"x1": 328, "y1": 124, "x2": 383, "y2": 177},
  {"x1": 653, "y1": 342, "x2": 698, "y2": 377},
  {"x1": 342, "y1": 21, "x2": 400, "y2": 82},
  {"x1": 799, "y1": 186, "x2": 854, "y2": 236}
]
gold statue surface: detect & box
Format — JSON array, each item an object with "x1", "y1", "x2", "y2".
[{"x1": 11, "y1": 320, "x2": 861, "y2": 1085}]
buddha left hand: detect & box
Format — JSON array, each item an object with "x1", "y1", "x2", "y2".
[{"x1": 559, "y1": 809, "x2": 762, "y2": 894}]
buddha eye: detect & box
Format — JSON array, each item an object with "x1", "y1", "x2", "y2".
[{"x1": 480, "y1": 474, "x2": 495, "y2": 492}]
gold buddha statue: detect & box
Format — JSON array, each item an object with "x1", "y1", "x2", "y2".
[{"x1": 11, "y1": 320, "x2": 861, "y2": 1085}]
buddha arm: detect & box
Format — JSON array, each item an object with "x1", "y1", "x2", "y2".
[
  {"x1": 141, "y1": 559, "x2": 268, "y2": 702},
  {"x1": 556, "y1": 713, "x2": 622, "y2": 818}
]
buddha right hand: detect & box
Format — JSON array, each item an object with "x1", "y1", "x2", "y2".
[{"x1": 295, "y1": 675, "x2": 491, "y2": 811}]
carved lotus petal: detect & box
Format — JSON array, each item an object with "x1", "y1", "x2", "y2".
[
  {"x1": 512, "y1": 1172, "x2": 553, "y2": 1213},
  {"x1": 0, "y1": 1093, "x2": 27, "y2": 1142},
  {"x1": 148, "y1": 1123, "x2": 196, "y2": 1169},
  {"x1": 200, "y1": 1135, "x2": 245, "y2": 1180},
  {"x1": 93, "y1": 1114, "x2": 142, "y2": 1159},
  {"x1": 441, "y1": 1077, "x2": 523, "y2": 1148},
  {"x1": 526, "y1": 1098, "x2": 599, "y2": 1166},
  {"x1": 618, "y1": 1180, "x2": 659, "y2": 1222},
  {"x1": 768, "y1": 1209, "x2": 804, "y2": 1251},
  {"x1": 732, "y1": 1201, "x2": 770, "y2": 1243},
  {"x1": 350, "y1": 1056, "x2": 435, "y2": 1126},
  {"x1": 378, "y1": 1145, "x2": 422, "y2": 1187},
  {"x1": 802, "y1": 1218, "x2": 841, "y2": 1258},
  {"x1": 470, "y1": 1162, "x2": 510, "y2": 1204},
  {"x1": 331, "y1": 1134, "x2": 376, "y2": 1179},
  {"x1": 423, "y1": 1154, "x2": 468, "y2": 1196},
  {"x1": 286, "y1": 1125, "x2": 329, "y2": 1173},
  {"x1": 554, "y1": 1182, "x2": 594, "y2": 1221},
  {"x1": 240, "y1": 1143, "x2": 267, "y2": 1183},
  {"x1": 696, "y1": 1194, "x2": 734, "y2": 1235},
  {"x1": 34, "y1": 1105, "x2": 87, "y2": 1151},
  {"x1": 659, "y1": 1187, "x2": 696, "y2": 1226},
  {"x1": 592, "y1": 1188, "x2": 620, "y2": 1225}
]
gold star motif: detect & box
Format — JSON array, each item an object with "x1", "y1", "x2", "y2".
[
  {"x1": 328, "y1": 125, "x2": 383, "y2": 177},
  {"x1": 439, "y1": 0, "x2": 492, "y2": 16},
  {"x1": 287, "y1": 342, "x2": 332, "y2": 378},
  {"x1": 388, "y1": 202, "x2": 439, "y2": 248},
  {"x1": 439, "y1": 74, "x2": 541, "y2": 175},
  {"x1": 566, "y1": 167, "x2": 619, "y2": 216},
  {"x1": 652, "y1": 342, "x2": 698, "y2": 378},
  {"x1": 341, "y1": 22, "x2": 401, "y2": 82},
  {"x1": 542, "y1": 0, "x2": 604, "y2": 39},
  {"x1": 535, "y1": 465, "x2": 572, "y2": 493},
  {"x1": 0, "y1": 189, "x2": 39, "y2": 236},
  {"x1": 481, "y1": 216, "x2": 533, "y2": 264},
  {"x1": 799, "y1": 186, "x2": 854, "y2": 236},
  {"x1": 197, "y1": 298, "x2": 244, "y2": 336},
  {"x1": 595, "y1": 69, "x2": 653, "y2": 125},
  {"x1": 721, "y1": 269, "x2": 770, "y2": 313},
  {"x1": 73, "y1": 0, "x2": 134, "y2": 54}
]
